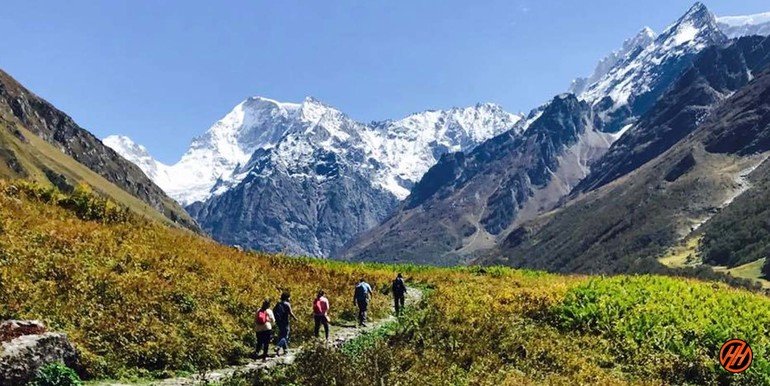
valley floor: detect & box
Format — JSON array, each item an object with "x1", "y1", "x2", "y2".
[{"x1": 3, "y1": 181, "x2": 770, "y2": 385}]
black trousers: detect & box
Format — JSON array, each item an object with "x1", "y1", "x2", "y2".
[
  {"x1": 314, "y1": 315, "x2": 329, "y2": 339},
  {"x1": 256, "y1": 329, "x2": 272, "y2": 358},
  {"x1": 394, "y1": 294, "x2": 406, "y2": 314}
]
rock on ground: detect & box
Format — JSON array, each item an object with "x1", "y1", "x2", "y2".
[{"x1": 0, "y1": 321, "x2": 79, "y2": 385}]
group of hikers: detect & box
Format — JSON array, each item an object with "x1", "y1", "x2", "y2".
[{"x1": 253, "y1": 273, "x2": 408, "y2": 360}]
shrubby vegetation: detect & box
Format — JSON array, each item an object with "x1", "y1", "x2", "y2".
[
  {"x1": 0, "y1": 180, "x2": 395, "y2": 379},
  {"x1": 554, "y1": 276, "x2": 769, "y2": 385},
  {"x1": 30, "y1": 363, "x2": 82, "y2": 386},
  {"x1": 2, "y1": 180, "x2": 769, "y2": 384},
  {"x1": 699, "y1": 166, "x2": 770, "y2": 268},
  {"x1": 262, "y1": 269, "x2": 770, "y2": 385}
]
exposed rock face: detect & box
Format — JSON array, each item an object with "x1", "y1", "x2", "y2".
[
  {"x1": 573, "y1": 35, "x2": 770, "y2": 195},
  {"x1": 186, "y1": 155, "x2": 400, "y2": 257},
  {"x1": 486, "y1": 65, "x2": 770, "y2": 275},
  {"x1": 0, "y1": 320, "x2": 46, "y2": 342},
  {"x1": 0, "y1": 69, "x2": 197, "y2": 230},
  {"x1": 342, "y1": 94, "x2": 612, "y2": 265},
  {"x1": 0, "y1": 321, "x2": 78, "y2": 385},
  {"x1": 341, "y1": 3, "x2": 755, "y2": 266}
]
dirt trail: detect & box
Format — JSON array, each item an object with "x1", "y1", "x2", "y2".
[{"x1": 93, "y1": 287, "x2": 423, "y2": 386}]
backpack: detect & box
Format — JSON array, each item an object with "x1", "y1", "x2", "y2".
[
  {"x1": 313, "y1": 298, "x2": 324, "y2": 314},
  {"x1": 393, "y1": 278, "x2": 406, "y2": 295},
  {"x1": 273, "y1": 302, "x2": 288, "y2": 324},
  {"x1": 256, "y1": 309, "x2": 268, "y2": 325},
  {"x1": 354, "y1": 284, "x2": 369, "y2": 301}
]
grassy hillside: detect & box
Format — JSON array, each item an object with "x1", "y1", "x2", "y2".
[
  {"x1": 0, "y1": 69, "x2": 197, "y2": 229},
  {"x1": 0, "y1": 180, "x2": 396, "y2": 379},
  {"x1": 700, "y1": 159, "x2": 770, "y2": 269},
  {"x1": 1, "y1": 180, "x2": 769, "y2": 385},
  {"x1": 0, "y1": 120, "x2": 190, "y2": 228}
]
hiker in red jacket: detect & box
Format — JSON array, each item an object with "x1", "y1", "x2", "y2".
[
  {"x1": 312, "y1": 290, "x2": 330, "y2": 341},
  {"x1": 255, "y1": 299, "x2": 275, "y2": 360}
]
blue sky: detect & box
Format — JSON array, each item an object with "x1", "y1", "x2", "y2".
[{"x1": 1, "y1": 1, "x2": 768, "y2": 163}]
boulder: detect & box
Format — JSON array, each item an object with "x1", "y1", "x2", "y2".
[
  {"x1": 0, "y1": 320, "x2": 47, "y2": 342},
  {"x1": 0, "y1": 321, "x2": 78, "y2": 385}
]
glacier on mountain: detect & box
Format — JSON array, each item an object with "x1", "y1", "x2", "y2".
[
  {"x1": 717, "y1": 11, "x2": 770, "y2": 38},
  {"x1": 569, "y1": 27, "x2": 657, "y2": 96},
  {"x1": 106, "y1": 97, "x2": 522, "y2": 205}
]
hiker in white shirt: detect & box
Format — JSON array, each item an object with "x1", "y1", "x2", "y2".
[{"x1": 255, "y1": 299, "x2": 276, "y2": 360}]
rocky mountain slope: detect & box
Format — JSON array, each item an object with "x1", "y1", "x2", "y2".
[
  {"x1": 106, "y1": 2, "x2": 770, "y2": 263},
  {"x1": 342, "y1": 2, "x2": 731, "y2": 265},
  {"x1": 108, "y1": 97, "x2": 522, "y2": 256},
  {"x1": 484, "y1": 41, "x2": 770, "y2": 276},
  {"x1": 573, "y1": 34, "x2": 770, "y2": 194},
  {"x1": 579, "y1": 2, "x2": 727, "y2": 133},
  {"x1": 342, "y1": 94, "x2": 616, "y2": 265},
  {"x1": 0, "y1": 69, "x2": 196, "y2": 229}
]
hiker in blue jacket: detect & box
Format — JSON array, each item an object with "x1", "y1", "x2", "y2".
[{"x1": 353, "y1": 277, "x2": 373, "y2": 327}]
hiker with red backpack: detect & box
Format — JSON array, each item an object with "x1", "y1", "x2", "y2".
[
  {"x1": 255, "y1": 299, "x2": 275, "y2": 360},
  {"x1": 273, "y1": 292, "x2": 297, "y2": 356},
  {"x1": 312, "y1": 290, "x2": 330, "y2": 341}
]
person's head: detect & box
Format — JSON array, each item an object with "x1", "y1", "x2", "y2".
[
  {"x1": 280, "y1": 292, "x2": 290, "y2": 302},
  {"x1": 359, "y1": 277, "x2": 365, "y2": 283},
  {"x1": 317, "y1": 290, "x2": 325, "y2": 298},
  {"x1": 397, "y1": 273, "x2": 403, "y2": 279},
  {"x1": 261, "y1": 299, "x2": 271, "y2": 310}
]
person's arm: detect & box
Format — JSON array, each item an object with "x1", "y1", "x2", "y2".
[{"x1": 288, "y1": 303, "x2": 297, "y2": 320}]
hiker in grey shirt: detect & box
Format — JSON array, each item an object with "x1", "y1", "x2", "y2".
[{"x1": 353, "y1": 277, "x2": 373, "y2": 327}]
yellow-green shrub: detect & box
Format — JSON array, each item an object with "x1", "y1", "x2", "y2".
[{"x1": 0, "y1": 180, "x2": 395, "y2": 378}]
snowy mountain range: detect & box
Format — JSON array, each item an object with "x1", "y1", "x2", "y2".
[
  {"x1": 105, "y1": 2, "x2": 770, "y2": 259},
  {"x1": 341, "y1": 2, "x2": 770, "y2": 264},
  {"x1": 106, "y1": 98, "x2": 521, "y2": 206},
  {"x1": 577, "y1": 2, "x2": 728, "y2": 132},
  {"x1": 105, "y1": 96, "x2": 522, "y2": 256},
  {"x1": 717, "y1": 11, "x2": 770, "y2": 38},
  {"x1": 569, "y1": 27, "x2": 657, "y2": 96}
]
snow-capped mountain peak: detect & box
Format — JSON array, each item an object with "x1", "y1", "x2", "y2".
[
  {"x1": 103, "y1": 135, "x2": 176, "y2": 195},
  {"x1": 103, "y1": 135, "x2": 168, "y2": 181},
  {"x1": 576, "y1": 2, "x2": 725, "y2": 132},
  {"x1": 107, "y1": 96, "x2": 522, "y2": 205},
  {"x1": 717, "y1": 11, "x2": 770, "y2": 38},
  {"x1": 103, "y1": 135, "x2": 152, "y2": 165},
  {"x1": 658, "y1": 2, "x2": 722, "y2": 50},
  {"x1": 569, "y1": 26, "x2": 656, "y2": 95}
]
